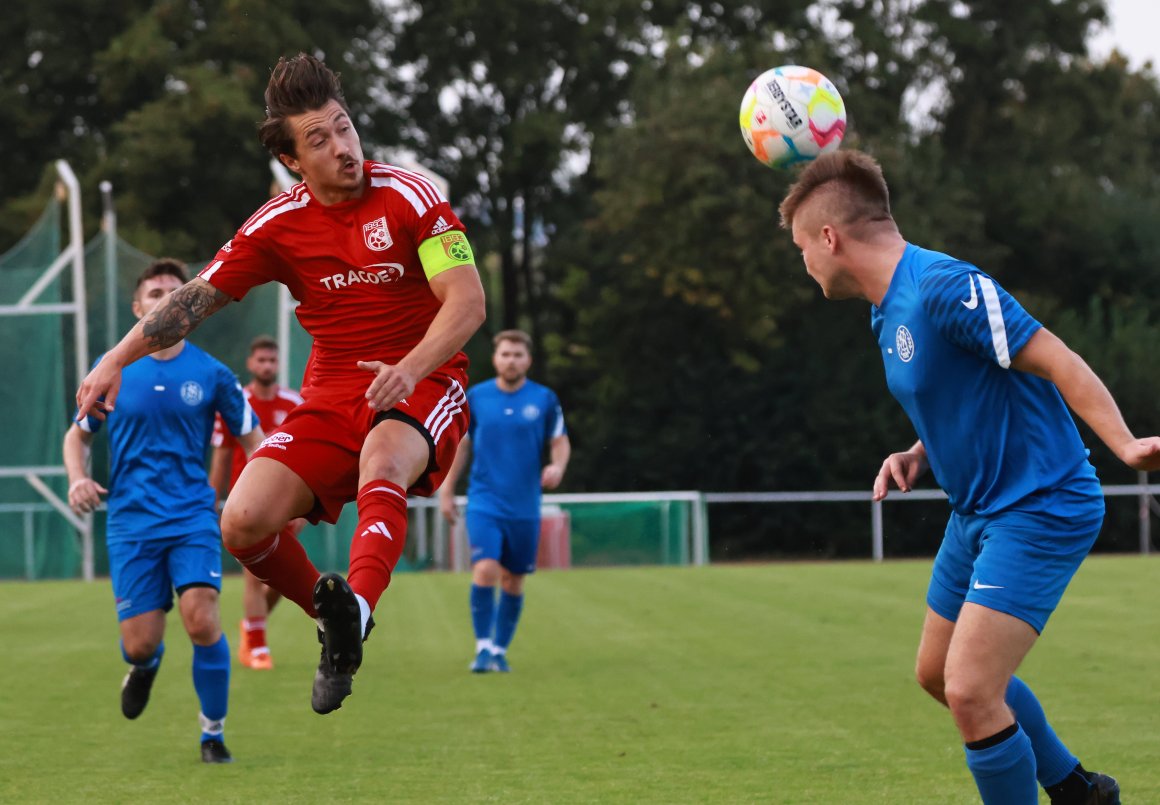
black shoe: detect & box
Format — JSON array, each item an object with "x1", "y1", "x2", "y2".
[
  {"x1": 1049, "y1": 765, "x2": 1121, "y2": 805},
  {"x1": 310, "y1": 573, "x2": 374, "y2": 714},
  {"x1": 200, "y1": 739, "x2": 233, "y2": 764},
  {"x1": 120, "y1": 665, "x2": 158, "y2": 720},
  {"x1": 311, "y1": 645, "x2": 354, "y2": 715},
  {"x1": 1083, "y1": 772, "x2": 1120, "y2": 805}
]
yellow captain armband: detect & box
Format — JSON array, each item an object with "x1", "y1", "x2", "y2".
[{"x1": 417, "y1": 230, "x2": 476, "y2": 280}]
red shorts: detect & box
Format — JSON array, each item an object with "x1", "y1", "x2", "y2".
[{"x1": 251, "y1": 371, "x2": 468, "y2": 524}]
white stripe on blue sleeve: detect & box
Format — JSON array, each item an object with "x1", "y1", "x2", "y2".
[{"x1": 976, "y1": 275, "x2": 1011, "y2": 368}]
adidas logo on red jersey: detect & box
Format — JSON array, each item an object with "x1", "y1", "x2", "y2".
[{"x1": 430, "y1": 216, "x2": 452, "y2": 236}]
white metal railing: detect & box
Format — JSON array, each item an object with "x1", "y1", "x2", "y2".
[
  {"x1": 705, "y1": 476, "x2": 1160, "y2": 561},
  {"x1": 7, "y1": 482, "x2": 1156, "y2": 580}
]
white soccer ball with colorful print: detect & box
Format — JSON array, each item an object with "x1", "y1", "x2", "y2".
[{"x1": 739, "y1": 65, "x2": 846, "y2": 169}]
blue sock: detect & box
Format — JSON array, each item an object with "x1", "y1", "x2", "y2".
[
  {"x1": 470, "y1": 584, "x2": 497, "y2": 643},
  {"x1": 121, "y1": 640, "x2": 164, "y2": 669},
  {"x1": 1006, "y1": 675, "x2": 1079, "y2": 787},
  {"x1": 192, "y1": 636, "x2": 230, "y2": 743},
  {"x1": 493, "y1": 591, "x2": 524, "y2": 651},
  {"x1": 964, "y1": 724, "x2": 1038, "y2": 805}
]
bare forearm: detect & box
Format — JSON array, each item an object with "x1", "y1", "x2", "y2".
[
  {"x1": 62, "y1": 428, "x2": 92, "y2": 483},
  {"x1": 441, "y1": 438, "x2": 473, "y2": 497},
  {"x1": 549, "y1": 436, "x2": 571, "y2": 473},
  {"x1": 208, "y1": 448, "x2": 231, "y2": 499},
  {"x1": 111, "y1": 279, "x2": 231, "y2": 366},
  {"x1": 398, "y1": 269, "x2": 486, "y2": 380},
  {"x1": 399, "y1": 302, "x2": 485, "y2": 380}
]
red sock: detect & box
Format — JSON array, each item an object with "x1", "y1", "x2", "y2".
[
  {"x1": 229, "y1": 532, "x2": 321, "y2": 618},
  {"x1": 348, "y1": 480, "x2": 408, "y2": 610},
  {"x1": 243, "y1": 618, "x2": 268, "y2": 650}
]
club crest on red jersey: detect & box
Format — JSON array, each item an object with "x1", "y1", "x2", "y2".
[{"x1": 363, "y1": 216, "x2": 393, "y2": 251}]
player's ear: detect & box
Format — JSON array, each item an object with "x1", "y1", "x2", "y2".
[
  {"x1": 278, "y1": 152, "x2": 301, "y2": 175},
  {"x1": 821, "y1": 224, "x2": 838, "y2": 253}
]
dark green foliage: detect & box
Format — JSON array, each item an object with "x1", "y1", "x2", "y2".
[{"x1": 1, "y1": 0, "x2": 384, "y2": 255}]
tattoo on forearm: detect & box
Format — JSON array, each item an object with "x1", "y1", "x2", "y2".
[{"x1": 141, "y1": 281, "x2": 231, "y2": 349}]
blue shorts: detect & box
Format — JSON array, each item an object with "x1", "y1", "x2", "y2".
[
  {"x1": 107, "y1": 531, "x2": 223, "y2": 622},
  {"x1": 927, "y1": 507, "x2": 1103, "y2": 633},
  {"x1": 466, "y1": 510, "x2": 540, "y2": 575}
]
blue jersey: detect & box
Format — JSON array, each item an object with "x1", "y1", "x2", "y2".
[
  {"x1": 870, "y1": 243, "x2": 1098, "y2": 517},
  {"x1": 466, "y1": 379, "x2": 566, "y2": 519},
  {"x1": 78, "y1": 343, "x2": 255, "y2": 543}
]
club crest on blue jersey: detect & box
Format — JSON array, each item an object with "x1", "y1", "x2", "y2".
[
  {"x1": 181, "y1": 381, "x2": 205, "y2": 405},
  {"x1": 895, "y1": 325, "x2": 915, "y2": 362},
  {"x1": 522, "y1": 404, "x2": 541, "y2": 421}
]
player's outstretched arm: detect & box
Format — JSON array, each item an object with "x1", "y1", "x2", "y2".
[
  {"x1": 76, "y1": 278, "x2": 232, "y2": 420},
  {"x1": 872, "y1": 440, "x2": 929, "y2": 501},
  {"x1": 1011, "y1": 327, "x2": 1160, "y2": 471},
  {"x1": 358, "y1": 264, "x2": 486, "y2": 411}
]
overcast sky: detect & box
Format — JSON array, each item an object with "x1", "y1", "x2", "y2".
[{"x1": 1092, "y1": 0, "x2": 1160, "y2": 69}]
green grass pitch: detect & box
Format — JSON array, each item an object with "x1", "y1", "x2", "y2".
[{"x1": 2, "y1": 557, "x2": 1158, "y2": 803}]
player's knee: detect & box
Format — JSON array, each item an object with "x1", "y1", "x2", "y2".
[
  {"x1": 220, "y1": 503, "x2": 271, "y2": 550},
  {"x1": 182, "y1": 608, "x2": 221, "y2": 644},
  {"x1": 363, "y1": 453, "x2": 413, "y2": 485},
  {"x1": 501, "y1": 573, "x2": 525, "y2": 595},
  {"x1": 122, "y1": 635, "x2": 161, "y2": 662},
  {"x1": 472, "y1": 559, "x2": 501, "y2": 586},
  {"x1": 914, "y1": 660, "x2": 946, "y2": 703},
  {"x1": 943, "y1": 676, "x2": 994, "y2": 724}
]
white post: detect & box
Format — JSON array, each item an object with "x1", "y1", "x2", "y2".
[
  {"x1": 268, "y1": 159, "x2": 299, "y2": 386},
  {"x1": 1140, "y1": 471, "x2": 1151, "y2": 555},
  {"x1": 871, "y1": 500, "x2": 884, "y2": 562},
  {"x1": 24, "y1": 510, "x2": 35, "y2": 580},
  {"x1": 57, "y1": 161, "x2": 88, "y2": 391},
  {"x1": 277, "y1": 286, "x2": 295, "y2": 387},
  {"x1": 100, "y1": 180, "x2": 117, "y2": 350},
  {"x1": 58, "y1": 161, "x2": 93, "y2": 581},
  {"x1": 691, "y1": 494, "x2": 708, "y2": 566}
]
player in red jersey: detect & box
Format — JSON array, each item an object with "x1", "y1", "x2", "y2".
[
  {"x1": 209, "y1": 335, "x2": 305, "y2": 670},
  {"x1": 76, "y1": 53, "x2": 487, "y2": 714}
]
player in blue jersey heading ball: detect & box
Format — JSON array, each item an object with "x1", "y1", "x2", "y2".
[
  {"x1": 779, "y1": 150, "x2": 1160, "y2": 805},
  {"x1": 440, "y1": 330, "x2": 571, "y2": 673},
  {"x1": 63, "y1": 259, "x2": 264, "y2": 764}
]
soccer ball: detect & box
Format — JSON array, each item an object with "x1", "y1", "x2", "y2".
[{"x1": 739, "y1": 65, "x2": 846, "y2": 169}]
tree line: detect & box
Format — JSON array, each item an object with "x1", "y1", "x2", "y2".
[{"x1": 4, "y1": 0, "x2": 1158, "y2": 557}]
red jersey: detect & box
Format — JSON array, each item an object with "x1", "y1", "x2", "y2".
[
  {"x1": 212, "y1": 383, "x2": 305, "y2": 489},
  {"x1": 199, "y1": 162, "x2": 469, "y2": 391}
]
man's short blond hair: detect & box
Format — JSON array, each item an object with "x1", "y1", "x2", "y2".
[
  {"x1": 778, "y1": 150, "x2": 893, "y2": 230},
  {"x1": 493, "y1": 329, "x2": 532, "y2": 350}
]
